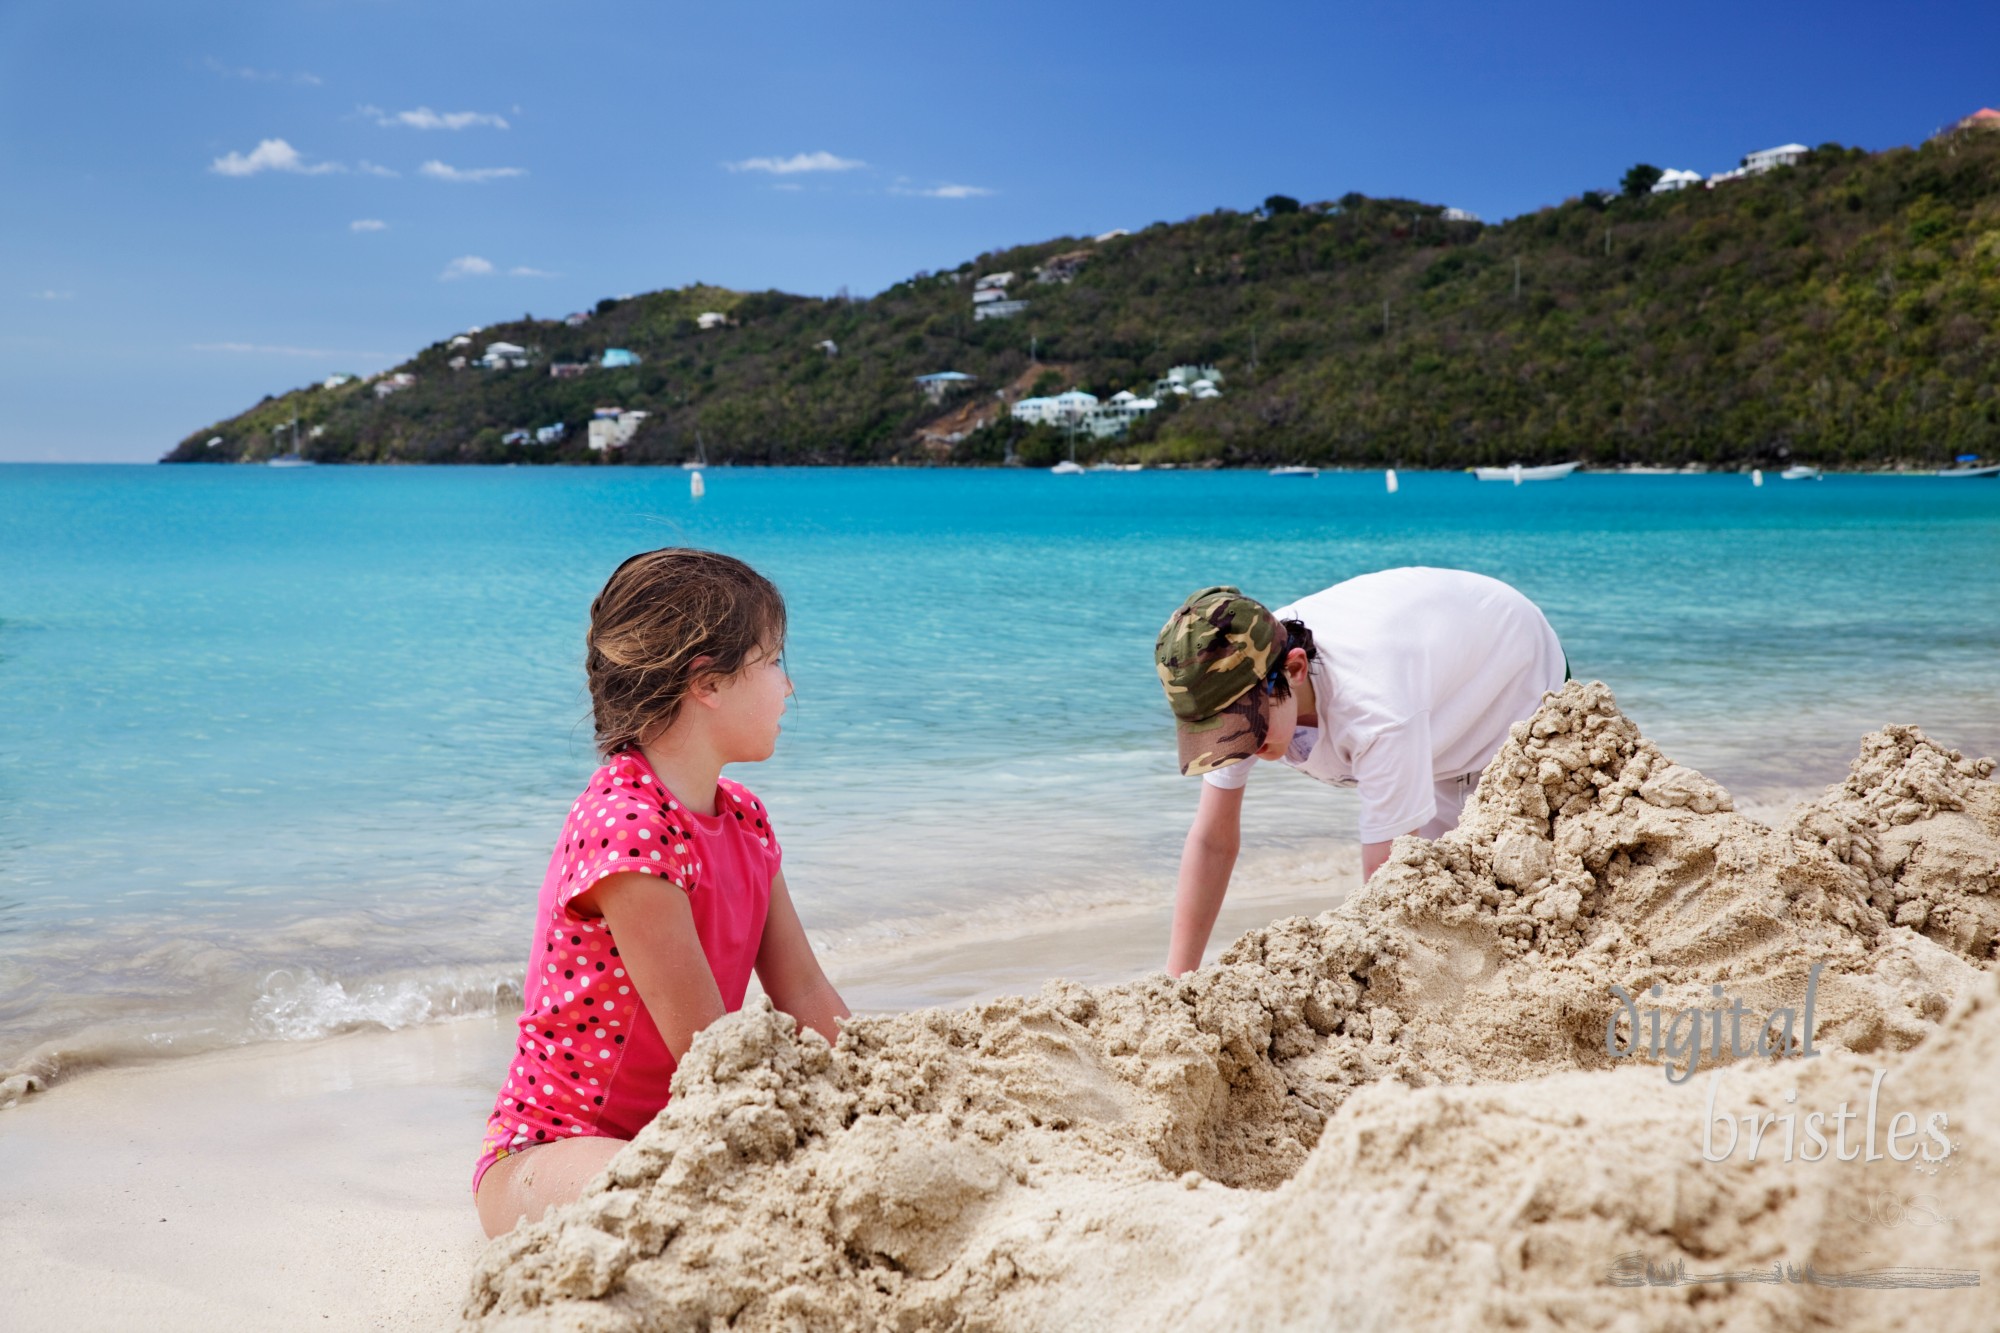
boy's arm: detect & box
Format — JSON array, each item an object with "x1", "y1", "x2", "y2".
[
  {"x1": 1167, "y1": 781, "x2": 1244, "y2": 976},
  {"x1": 755, "y1": 870, "x2": 851, "y2": 1046},
  {"x1": 572, "y1": 871, "x2": 725, "y2": 1062},
  {"x1": 1360, "y1": 837, "x2": 1415, "y2": 882}
]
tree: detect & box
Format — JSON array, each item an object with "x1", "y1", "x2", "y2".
[
  {"x1": 1264, "y1": 194, "x2": 1301, "y2": 215},
  {"x1": 1621, "y1": 163, "x2": 1664, "y2": 197}
]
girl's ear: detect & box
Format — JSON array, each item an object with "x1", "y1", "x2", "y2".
[
  {"x1": 685, "y1": 655, "x2": 723, "y2": 709},
  {"x1": 1286, "y1": 646, "x2": 1309, "y2": 678}
]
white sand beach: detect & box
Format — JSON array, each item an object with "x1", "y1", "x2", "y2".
[{"x1": 0, "y1": 862, "x2": 1348, "y2": 1331}]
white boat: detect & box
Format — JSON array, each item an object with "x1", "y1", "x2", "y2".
[
  {"x1": 1938, "y1": 463, "x2": 2000, "y2": 478},
  {"x1": 1779, "y1": 465, "x2": 1823, "y2": 481},
  {"x1": 1612, "y1": 465, "x2": 1679, "y2": 475},
  {"x1": 1268, "y1": 466, "x2": 1319, "y2": 478},
  {"x1": 267, "y1": 454, "x2": 314, "y2": 468},
  {"x1": 682, "y1": 431, "x2": 710, "y2": 470},
  {"x1": 1050, "y1": 460, "x2": 1085, "y2": 475},
  {"x1": 1087, "y1": 461, "x2": 1142, "y2": 472},
  {"x1": 1472, "y1": 461, "x2": 1580, "y2": 482}
]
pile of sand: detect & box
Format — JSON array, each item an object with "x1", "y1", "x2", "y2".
[{"x1": 464, "y1": 683, "x2": 2000, "y2": 1331}]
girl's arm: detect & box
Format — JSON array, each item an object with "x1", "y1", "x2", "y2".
[
  {"x1": 755, "y1": 870, "x2": 851, "y2": 1046},
  {"x1": 572, "y1": 872, "x2": 725, "y2": 1061}
]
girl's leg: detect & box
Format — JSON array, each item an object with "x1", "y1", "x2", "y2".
[{"x1": 475, "y1": 1136, "x2": 628, "y2": 1238}]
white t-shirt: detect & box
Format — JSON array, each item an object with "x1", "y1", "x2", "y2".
[{"x1": 1203, "y1": 567, "x2": 1566, "y2": 841}]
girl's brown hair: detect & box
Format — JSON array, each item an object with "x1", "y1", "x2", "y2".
[{"x1": 585, "y1": 548, "x2": 787, "y2": 756}]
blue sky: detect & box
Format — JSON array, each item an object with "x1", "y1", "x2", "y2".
[{"x1": 4, "y1": 0, "x2": 1996, "y2": 462}]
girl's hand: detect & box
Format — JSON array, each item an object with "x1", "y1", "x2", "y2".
[
  {"x1": 755, "y1": 870, "x2": 850, "y2": 1047},
  {"x1": 572, "y1": 872, "x2": 725, "y2": 1062}
]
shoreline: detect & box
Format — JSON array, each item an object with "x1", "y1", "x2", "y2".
[{"x1": 0, "y1": 873, "x2": 1351, "y2": 1330}]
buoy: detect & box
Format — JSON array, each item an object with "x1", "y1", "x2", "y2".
[
  {"x1": 1385, "y1": 468, "x2": 1399, "y2": 493},
  {"x1": 690, "y1": 470, "x2": 705, "y2": 498},
  {"x1": 1751, "y1": 469, "x2": 1763, "y2": 487}
]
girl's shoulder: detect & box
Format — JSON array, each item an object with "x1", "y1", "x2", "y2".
[
  {"x1": 714, "y1": 777, "x2": 779, "y2": 853},
  {"x1": 570, "y1": 750, "x2": 676, "y2": 816},
  {"x1": 714, "y1": 776, "x2": 769, "y2": 816}
]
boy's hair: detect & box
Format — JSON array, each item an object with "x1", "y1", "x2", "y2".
[
  {"x1": 1266, "y1": 617, "x2": 1318, "y2": 703},
  {"x1": 585, "y1": 548, "x2": 787, "y2": 756}
]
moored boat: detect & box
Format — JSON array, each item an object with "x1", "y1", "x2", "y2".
[{"x1": 1472, "y1": 461, "x2": 1580, "y2": 482}]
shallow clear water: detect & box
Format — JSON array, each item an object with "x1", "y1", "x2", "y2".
[{"x1": 3, "y1": 464, "x2": 1996, "y2": 1078}]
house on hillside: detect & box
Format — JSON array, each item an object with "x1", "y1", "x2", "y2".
[
  {"x1": 696, "y1": 312, "x2": 729, "y2": 330},
  {"x1": 1011, "y1": 390, "x2": 1099, "y2": 427},
  {"x1": 502, "y1": 429, "x2": 532, "y2": 446},
  {"x1": 816, "y1": 339, "x2": 839, "y2": 356},
  {"x1": 1086, "y1": 390, "x2": 1161, "y2": 439},
  {"x1": 601, "y1": 348, "x2": 641, "y2": 368},
  {"x1": 1095, "y1": 229, "x2": 1130, "y2": 242},
  {"x1": 1154, "y1": 364, "x2": 1224, "y2": 397},
  {"x1": 971, "y1": 271, "x2": 1027, "y2": 320},
  {"x1": 1744, "y1": 143, "x2": 1809, "y2": 173},
  {"x1": 1711, "y1": 143, "x2": 1808, "y2": 185},
  {"x1": 915, "y1": 371, "x2": 975, "y2": 403},
  {"x1": 449, "y1": 335, "x2": 473, "y2": 349},
  {"x1": 564, "y1": 311, "x2": 593, "y2": 327},
  {"x1": 322, "y1": 374, "x2": 352, "y2": 390},
  {"x1": 1012, "y1": 387, "x2": 1161, "y2": 438},
  {"x1": 550, "y1": 362, "x2": 590, "y2": 379},
  {"x1": 1953, "y1": 108, "x2": 2000, "y2": 133},
  {"x1": 535, "y1": 423, "x2": 568, "y2": 444},
  {"x1": 481, "y1": 342, "x2": 530, "y2": 369},
  {"x1": 448, "y1": 356, "x2": 468, "y2": 370},
  {"x1": 373, "y1": 372, "x2": 417, "y2": 398},
  {"x1": 1440, "y1": 207, "x2": 1481, "y2": 223},
  {"x1": 1651, "y1": 168, "x2": 1703, "y2": 193},
  {"x1": 587, "y1": 410, "x2": 649, "y2": 452}
]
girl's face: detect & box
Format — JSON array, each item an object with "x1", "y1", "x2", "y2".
[{"x1": 705, "y1": 640, "x2": 793, "y2": 763}]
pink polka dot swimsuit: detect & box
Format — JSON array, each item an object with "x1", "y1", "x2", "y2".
[{"x1": 474, "y1": 748, "x2": 779, "y2": 1191}]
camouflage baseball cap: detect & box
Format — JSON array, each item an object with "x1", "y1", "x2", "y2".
[{"x1": 1155, "y1": 587, "x2": 1284, "y2": 775}]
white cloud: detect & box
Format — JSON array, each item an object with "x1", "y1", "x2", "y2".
[
  {"x1": 350, "y1": 219, "x2": 388, "y2": 233},
  {"x1": 29, "y1": 289, "x2": 74, "y2": 300},
  {"x1": 440, "y1": 256, "x2": 495, "y2": 280},
  {"x1": 893, "y1": 183, "x2": 996, "y2": 199},
  {"x1": 210, "y1": 138, "x2": 342, "y2": 177},
  {"x1": 419, "y1": 160, "x2": 526, "y2": 183},
  {"x1": 360, "y1": 104, "x2": 510, "y2": 131},
  {"x1": 192, "y1": 341, "x2": 384, "y2": 357},
  {"x1": 357, "y1": 160, "x2": 399, "y2": 178},
  {"x1": 725, "y1": 150, "x2": 865, "y2": 175},
  {"x1": 508, "y1": 266, "x2": 557, "y2": 278}
]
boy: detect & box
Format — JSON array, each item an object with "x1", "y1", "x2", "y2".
[{"x1": 1155, "y1": 568, "x2": 1566, "y2": 975}]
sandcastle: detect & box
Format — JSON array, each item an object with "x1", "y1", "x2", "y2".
[{"x1": 465, "y1": 682, "x2": 2000, "y2": 1331}]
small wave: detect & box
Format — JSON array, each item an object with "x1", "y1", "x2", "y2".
[
  {"x1": 249, "y1": 965, "x2": 523, "y2": 1041},
  {"x1": 0, "y1": 963, "x2": 523, "y2": 1108}
]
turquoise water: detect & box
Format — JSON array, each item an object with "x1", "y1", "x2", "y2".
[{"x1": 2, "y1": 464, "x2": 1996, "y2": 1083}]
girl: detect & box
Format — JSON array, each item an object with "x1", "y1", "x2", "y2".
[{"x1": 474, "y1": 548, "x2": 850, "y2": 1238}]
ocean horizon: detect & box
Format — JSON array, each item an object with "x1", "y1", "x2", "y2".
[{"x1": 3, "y1": 463, "x2": 1997, "y2": 1095}]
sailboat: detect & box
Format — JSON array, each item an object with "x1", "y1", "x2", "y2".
[
  {"x1": 1051, "y1": 424, "x2": 1084, "y2": 474},
  {"x1": 682, "y1": 430, "x2": 710, "y2": 471},
  {"x1": 268, "y1": 413, "x2": 314, "y2": 466}
]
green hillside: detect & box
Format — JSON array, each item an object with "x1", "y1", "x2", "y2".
[{"x1": 165, "y1": 132, "x2": 2000, "y2": 470}]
